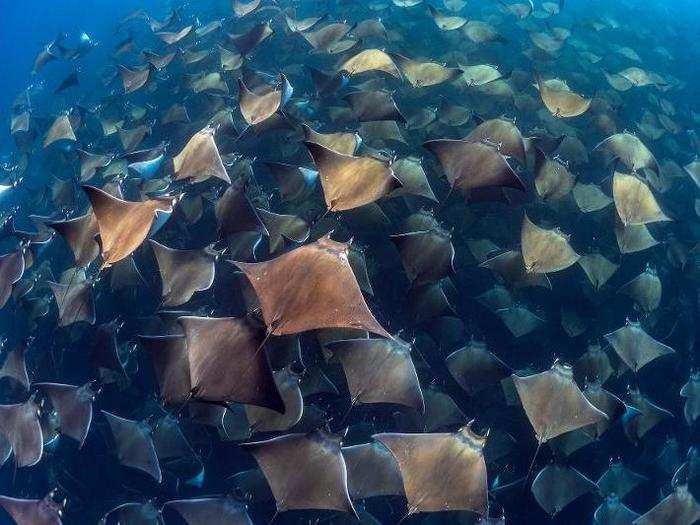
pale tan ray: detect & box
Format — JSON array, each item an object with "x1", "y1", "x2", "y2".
[
  {"x1": 302, "y1": 125, "x2": 361, "y2": 155},
  {"x1": 521, "y1": 214, "x2": 580, "y2": 273},
  {"x1": 339, "y1": 49, "x2": 401, "y2": 78},
  {"x1": 604, "y1": 320, "x2": 674, "y2": 373},
  {"x1": 612, "y1": 172, "x2": 670, "y2": 226},
  {"x1": 173, "y1": 127, "x2": 230, "y2": 184},
  {"x1": 536, "y1": 76, "x2": 591, "y2": 118},
  {"x1": 617, "y1": 266, "x2": 661, "y2": 312},
  {"x1": 391, "y1": 53, "x2": 463, "y2": 88},
  {"x1": 577, "y1": 253, "x2": 619, "y2": 291}
]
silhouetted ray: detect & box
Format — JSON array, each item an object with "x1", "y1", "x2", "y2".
[
  {"x1": 390, "y1": 157, "x2": 438, "y2": 202},
  {"x1": 256, "y1": 209, "x2": 310, "y2": 253},
  {"x1": 238, "y1": 74, "x2": 292, "y2": 126},
  {"x1": 78, "y1": 149, "x2": 113, "y2": 181},
  {"x1": 35, "y1": 382, "x2": 95, "y2": 447},
  {"x1": 480, "y1": 250, "x2": 551, "y2": 289},
  {"x1": 140, "y1": 335, "x2": 190, "y2": 406},
  {"x1": 344, "y1": 90, "x2": 406, "y2": 123},
  {"x1": 612, "y1": 172, "x2": 669, "y2": 226},
  {"x1": 164, "y1": 497, "x2": 252, "y2": 525},
  {"x1": 617, "y1": 266, "x2": 661, "y2": 312},
  {"x1": 342, "y1": 442, "x2": 404, "y2": 499},
  {"x1": 424, "y1": 139, "x2": 525, "y2": 196},
  {"x1": 513, "y1": 361, "x2": 607, "y2": 442},
  {"x1": 521, "y1": 214, "x2": 580, "y2": 273},
  {"x1": 531, "y1": 464, "x2": 597, "y2": 515},
  {"x1": 179, "y1": 316, "x2": 283, "y2": 410},
  {"x1": 598, "y1": 461, "x2": 648, "y2": 499},
  {"x1": 173, "y1": 127, "x2": 230, "y2": 184},
  {"x1": 634, "y1": 484, "x2": 700, "y2": 525},
  {"x1": 302, "y1": 125, "x2": 361, "y2": 155},
  {"x1": 83, "y1": 184, "x2": 178, "y2": 268},
  {"x1": 681, "y1": 372, "x2": 700, "y2": 426},
  {"x1": 99, "y1": 501, "x2": 160, "y2": 524},
  {"x1": 0, "y1": 398, "x2": 43, "y2": 467},
  {"x1": 374, "y1": 423, "x2": 488, "y2": 515},
  {"x1": 326, "y1": 338, "x2": 424, "y2": 411},
  {"x1": 624, "y1": 387, "x2": 673, "y2": 440},
  {"x1": 302, "y1": 22, "x2": 353, "y2": 53},
  {"x1": 582, "y1": 381, "x2": 626, "y2": 438},
  {"x1": 245, "y1": 366, "x2": 303, "y2": 433},
  {"x1": 577, "y1": 253, "x2": 618, "y2": 291},
  {"x1": 0, "y1": 494, "x2": 64, "y2": 525},
  {"x1": 604, "y1": 320, "x2": 675, "y2": 373},
  {"x1": 102, "y1": 410, "x2": 162, "y2": 482},
  {"x1": 215, "y1": 178, "x2": 266, "y2": 239},
  {"x1": 446, "y1": 339, "x2": 511, "y2": 395},
  {"x1": 391, "y1": 227, "x2": 455, "y2": 287},
  {"x1": 150, "y1": 241, "x2": 218, "y2": 307},
  {"x1": 242, "y1": 429, "x2": 356, "y2": 514},
  {"x1": 534, "y1": 149, "x2": 575, "y2": 200},
  {"x1": 230, "y1": 22, "x2": 273, "y2": 56},
  {"x1": 595, "y1": 494, "x2": 640, "y2": 525},
  {"x1": 156, "y1": 24, "x2": 193, "y2": 44},
  {"x1": 0, "y1": 247, "x2": 25, "y2": 308},
  {"x1": 48, "y1": 278, "x2": 95, "y2": 326},
  {"x1": 233, "y1": 235, "x2": 390, "y2": 337},
  {"x1": 54, "y1": 70, "x2": 79, "y2": 94}
]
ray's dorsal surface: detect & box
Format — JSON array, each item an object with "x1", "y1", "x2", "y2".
[
  {"x1": 0, "y1": 494, "x2": 63, "y2": 525},
  {"x1": 233, "y1": 234, "x2": 390, "y2": 337},
  {"x1": 0, "y1": 399, "x2": 43, "y2": 467},
  {"x1": 374, "y1": 423, "x2": 489, "y2": 515},
  {"x1": 150, "y1": 241, "x2": 218, "y2": 307},
  {"x1": 102, "y1": 410, "x2": 162, "y2": 482}
]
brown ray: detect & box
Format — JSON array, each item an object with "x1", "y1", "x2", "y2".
[
  {"x1": 48, "y1": 278, "x2": 95, "y2": 326},
  {"x1": 304, "y1": 141, "x2": 399, "y2": 211},
  {"x1": 233, "y1": 234, "x2": 390, "y2": 337},
  {"x1": 285, "y1": 13, "x2": 327, "y2": 32},
  {"x1": 245, "y1": 366, "x2": 303, "y2": 433},
  {"x1": 390, "y1": 156, "x2": 438, "y2": 202},
  {"x1": 179, "y1": 316, "x2": 283, "y2": 410},
  {"x1": 446, "y1": 339, "x2": 511, "y2": 395},
  {"x1": 480, "y1": 250, "x2": 552, "y2": 289},
  {"x1": 78, "y1": 150, "x2": 113, "y2": 181},
  {"x1": 43, "y1": 113, "x2": 76, "y2": 148},
  {"x1": 531, "y1": 464, "x2": 597, "y2": 515},
  {"x1": 574, "y1": 344, "x2": 614, "y2": 385},
  {"x1": 536, "y1": 76, "x2": 591, "y2": 118},
  {"x1": 302, "y1": 124, "x2": 361, "y2": 155},
  {"x1": 604, "y1": 320, "x2": 674, "y2": 373},
  {"x1": 0, "y1": 399, "x2": 43, "y2": 467},
  {"x1": 572, "y1": 182, "x2": 613, "y2": 213},
  {"x1": 0, "y1": 247, "x2": 26, "y2": 309},
  {"x1": 242, "y1": 429, "x2": 356, "y2": 514},
  {"x1": 424, "y1": 139, "x2": 525, "y2": 196},
  {"x1": 390, "y1": 53, "x2": 462, "y2": 88},
  {"x1": 215, "y1": 178, "x2": 266, "y2": 239},
  {"x1": 342, "y1": 442, "x2": 404, "y2": 500},
  {"x1": 83, "y1": 184, "x2": 178, "y2": 268},
  {"x1": 460, "y1": 64, "x2": 503, "y2": 87},
  {"x1": 139, "y1": 335, "x2": 190, "y2": 406},
  {"x1": 119, "y1": 65, "x2": 150, "y2": 94},
  {"x1": 326, "y1": 338, "x2": 424, "y2": 411},
  {"x1": 164, "y1": 497, "x2": 252, "y2": 525},
  {"x1": 374, "y1": 423, "x2": 488, "y2": 515},
  {"x1": 173, "y1": 127, "x2": 230, "y2": 184},
  {"x1": 521, "y1": 214, "x2": 580, "y2": 273},
  {"x1": 512, "y1": 360, "x2": 608, "y2": 442},
  {"x1": 612, "y1": 172, "x2": 669, "y2": 226},
  {"x1": 150, "y1": 241, "x2": 218, "y2": 307},
  {"x1": 427, "y1": 5, "x2": 467, "y2": 29},
  {"x1": 391, "y1": 227, "x2": 455, "y2": 286},
  {"x1": 36, "y1": 382, "x2": 95, "y2": 447},
  {"x1": 156, "y1": 25, "x2": 193, "y2": 44},
  {"x1": 142, "y1": 49, "x2": 176, "y2": 70},
  {"x1": 594, "y1": 133, "x2": 659, "y2": 174},
  {"x1": 634, "y1": 484, "x2": 700, "y2": 525},
  {"x1": 102, "y1": 410, "x2": 162, "y2": 482},
  {"x1": 118, "y1": 124, "x2": 151, "y2": 152},
  {"x1": 238, "y1": 74, "x2": 292, "y2": 126},
  {"x1": 0, "y1": 340, "x2": 29, "y2": 391},
  {"x1": 0, "y1": 494, "x2": 63, "y2": 525},
  {"x1": 339, "y1": 49, "x2": 401, "y2": 78},
  {"x1": 614, "y1": 218, "x2": 659, "y2": 254},
  {"x1": 617, "y1": 266, "x2": 661, "y2": 312},
  {"x1": 465, "y1": 118, "x2": 527, "y2": 165},
  {"x1": 218, "y1": 45, "x2": 243, "y2": 71},
  {"x1": 534, "y1": 149, "x2": 575, "y2": 201},
  {"x1": 302, "y1": 22, "x2": 353, "y2": 53},
  {"x1": 344, "y1": 90, "x2": 406, "y2": 123}
]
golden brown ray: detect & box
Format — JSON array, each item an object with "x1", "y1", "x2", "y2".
[
  {"x1": 604, "y1": 320, "x2": 674, "y2": 373},
  {"x1": 634, "y1": 484, "x2": 700, "y2": 525},
  {"x1": 391, "y1": 53, "x2": 462, "y2": 88},
  {"x1": 594, "y1": 133, "x2": 659, "y2": 173},
  {"x1": 233, "y1": 234, "x2": 390, "y2": 337},
  {"x1": 43, "y1": 113, "x2": 76, "y2": 148},
  {"x1": 302, "y1": 124, "x2": 361, "y2": 155},
  {"x1": 0, "y1": 399, "x2": 43, "y2": 467},
  {"x1": 238, "y1": 75, "x2": 292, "y2": 126},
  {"x1": 173, "y1": 127, "x2": 230, "y2": 184},
  {"x1": 342, "y1": 442, "x2": 404, "y2": 500},
  {"x1": 612, "y1": 172, "x2": 670, "y2": 226},
  {"x1": 521, "y1": 214, "x2": 580, "y2": 273},
  {"x1": 339, "y1": 49, "x2": 401, "y2": 78}
]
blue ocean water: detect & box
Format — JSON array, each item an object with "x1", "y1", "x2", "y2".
[{"x1": 1, "y1": 0, "x2": 700, "y2": 523}]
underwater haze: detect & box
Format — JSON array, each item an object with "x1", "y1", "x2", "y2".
[{"x1": 1, "y1": 0, "x2": 700, "y2": 524}]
